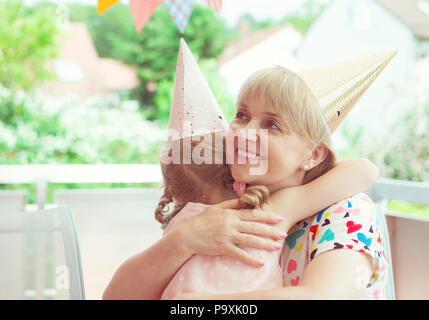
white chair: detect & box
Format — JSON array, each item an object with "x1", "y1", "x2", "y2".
[
  {"x1": 0, "y1": 190, "x2": 27, "y2": 214},
  {"x1": 54, "y1": 188, "x2": 163, "y2": 299},
  {"x1": 0, "y1": 205, "x2": 85, "y2": 300}
]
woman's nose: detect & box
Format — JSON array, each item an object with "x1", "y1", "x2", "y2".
[{"x1": 237, "y1": 125, "x2": 259, "y2": 143}]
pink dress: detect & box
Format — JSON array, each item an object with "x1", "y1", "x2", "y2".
[{"x1": 160, "y1": 202, "x2": 283, "y2": 300}]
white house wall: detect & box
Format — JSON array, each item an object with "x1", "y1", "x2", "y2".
[
  {"x1": 296, "y1": 0, "x2": 417, "y2": 150},
  {"x1": 219, "y1": 26, "x2": 302, "y2": 97}
]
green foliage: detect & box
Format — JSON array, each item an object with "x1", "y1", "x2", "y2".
[
  {"x1": 0, "y1": 0, "x2": 59, "y2": 91},
  {"x1": 0, "y1": 83, "x2": 165, "y2": 203},
  {"x1": 388, "y1": 200, "x2": 429, "y2": 220},
  {"x1": 381, "y1": 104, "x2": 429, "y2": 182},
  {"x1": 337, "y1": 100, "x2": 429, "y2": 183},
  {"x1": 234, "y1": 0, "x2": 327, "y2": 34},
  {"x1": 0, "y1": 85, "x2": 165, "y2": 165},
  {"x1": 281, "y1": 0, "x2": 328, "y2": 33}
]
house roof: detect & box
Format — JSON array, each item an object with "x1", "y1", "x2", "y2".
[
  {"x1": 376, "y1": 0, "x2": 429, "y2": 39},
  {"x1": 41, "y1": 23, "x2": 139, "y2": 99},
  {"x1": 99, "y1": 58, "x2": 140, "y2": 91},
  {"x1": 217, "y1": 24, "x2": 299, "y2": 66}
]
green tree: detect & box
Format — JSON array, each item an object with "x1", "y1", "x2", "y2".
[
  {"x1": 337, "y1": 101, "x2": 429, "y2": 183},
  {"x1": 0, "y1": 0, "x2": 59, "y2": 91},
  {"x1": 281, "y1": 0, "x2": 328, "y2": 33}
]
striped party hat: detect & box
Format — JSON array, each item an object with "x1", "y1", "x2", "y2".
[{"x1": 298, "y1": 50, "x2": 398, "y2": 132}]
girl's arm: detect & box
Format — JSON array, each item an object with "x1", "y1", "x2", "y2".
[{"x1": 265, "y1": 158, "x2": 379, "y2": 226}]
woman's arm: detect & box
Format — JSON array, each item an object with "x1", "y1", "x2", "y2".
[
  {"x1": 266, "y1": 158, "x2": 379, "y2": 225},
  {"x1": 103, "y1": 226, "x2": 193, "y2": 300},
  {"x1": 173, "y1": 249, "x2": 373, "y2": 300}
]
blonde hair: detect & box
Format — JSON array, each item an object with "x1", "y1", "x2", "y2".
[
  {"x1": 155, "y1": 133, "x2": 270, "y2": 225},
  {"x1": 237, "y1": 65, "x2": 336, "y2": 184}
]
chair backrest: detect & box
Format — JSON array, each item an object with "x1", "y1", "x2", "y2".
[
  {"x1": 0, "y1": 190, "x2": 27, "y2": 214},
  {"x1": 0, "y1": 205, "x2": 85, "y2": 300},
  {"x1": 373, "y1": 200, "x2": 396, "y2": 300},
  {"x1": 54, "y1": 188, "x2": 163, "y2": 299}
]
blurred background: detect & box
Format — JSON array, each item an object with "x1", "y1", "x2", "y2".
[{"x1": 0, "y1": 0, "x2": 428, "y2": 300}]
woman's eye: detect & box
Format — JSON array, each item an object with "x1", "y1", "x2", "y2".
[
  {"x1": 266, "y1": 120, "x2": 280, "y2": 130},
  {"x1": 235, "y1": 111, "x2": 248, "y2": 120}
]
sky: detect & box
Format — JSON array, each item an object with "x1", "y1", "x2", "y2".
[{"x1": 25, "y1": 0, "x2": 321, "y2": 27}]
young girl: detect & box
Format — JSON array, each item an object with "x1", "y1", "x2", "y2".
[{"x1": 156, "y1": 129, "x2": 378, "y2": 299}]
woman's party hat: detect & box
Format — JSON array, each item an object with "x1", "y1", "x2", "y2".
[{"x1": 298, "y1": 50, "x2": 397, "y2": 132}]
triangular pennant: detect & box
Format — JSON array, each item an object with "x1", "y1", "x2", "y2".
[
  {"x1": 130, "y1": 0, "x2": 162, "y2": 33},
  {"x1": 298, "y1": 50, "x2": 397, "y2": 132},
  {"x1": 163, "y1": 0, "x2": 195, "y2": 33},
  {"x1": 97, "y1": 0, "x2": 119, "y2": 15},
  {"x1": 168, "y1": 39, "x2": 228, "y2": 139},
  {"x1": 206, "y1": 0, "x2": 222, "y2": 12}
]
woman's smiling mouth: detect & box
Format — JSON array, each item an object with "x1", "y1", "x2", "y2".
[{"x1": 236, "y1": 147, "x2": 266, "y2": 163}]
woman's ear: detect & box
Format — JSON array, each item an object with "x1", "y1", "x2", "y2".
[{"x1": 308, "y1": 145, "x2": 329, "y2": 170}]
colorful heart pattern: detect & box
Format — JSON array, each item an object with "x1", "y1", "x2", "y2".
[
  {"x1": 318, "y1": 228, "x2": 334, "y2": 244},
  {"x1": 346, "y1": 220, "x2": 362, "y2": 234},
  {"x1": 287, "y1": 259, "x2": 297, "y2": 274},
  {"x1": 285, "y1": 229, "x2": 305, "y2": 249},
  {"x1": 290, "y1": 276, "x2": 300, "y2": 286},
  {"x1": 357, "y1": 232, "x2": 372, "y2": 247},
  {"x1": 281, "y1": 193, "x2": 389, "y2": 300}
]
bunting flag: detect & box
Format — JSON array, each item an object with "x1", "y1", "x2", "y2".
[
  {"x1": 130, "y1": 0, "x2": 162, "y2": 33},
  {"x1": 98, "y1": 0, "x2": 218, "y2": 34},
  {"x1": 163, "y1": 0, "x2": 195, "y2": 33},
  {"x1": 206, "y1": 0, "x2": 222, "y2": 12},
  {"x1": 97, "y1": 0, "x2": 119, "y2": 15}
]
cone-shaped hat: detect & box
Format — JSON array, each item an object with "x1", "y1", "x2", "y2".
[
  {"x1": 298, "y1": 50, "x2": 397, "y2": 132},
  {"x1": 168, "y1": 38, "x2": 228, "y2": 139}
]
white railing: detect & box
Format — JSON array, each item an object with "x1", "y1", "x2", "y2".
[
  {"x1": 367, "y1": 178, "x2": 429, "y2": 206},
  {"x1": 0, "y1": 164, "x2": 162, "y2": 209},
  {"x1": 365, "y1": 178, "x2": 429, "y2": 300}
]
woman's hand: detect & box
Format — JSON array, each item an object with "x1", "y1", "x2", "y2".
[{"x1": 175, "y1": 199, "x2": 287, "y2": 268}]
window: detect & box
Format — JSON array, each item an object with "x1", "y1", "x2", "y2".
[{"x1": 54, "y1": 59, "x2": 85, "y2": 83}]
